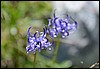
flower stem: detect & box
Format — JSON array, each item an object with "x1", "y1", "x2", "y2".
[
  {"x1": 52, "y1": 34, "x2": 60, "y2": 63},
  {"x1": 33, "y1": 53, "x2": 36, "y2": 68},
  {"x1": 34, "y1": 53, "x2": 36, "y2": 62}
]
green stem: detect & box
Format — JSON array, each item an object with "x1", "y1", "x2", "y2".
[
  {"x1": 33, "y1": 53, "x2": 36, "y2": 68},
  {"x1": 34, "y1": 53, "x2": 36, "y2": 62},
  {"x1": 52, "y1": 35, "x2": 60, "y2": 63}
]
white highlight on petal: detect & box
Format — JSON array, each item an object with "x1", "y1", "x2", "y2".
[
  {"x1": 55, "y1": 19, "x2": 59, "y2": 23},
  {"x1": 37, "y1": 45, "x2": 40, "y2": 48},
  {"x1": 64, "y1": 32, "x2": 67, "y2": 36},
  {"x1": 57, "y1": 27, "x2": 61, "y2": 30},
  {"x1": 44, "y1": 45, "x2": 48, "y2": 48},
  {"x1": 62, "y1": 22, "x2": 66, "y2": 27},
  {"x1": 26, "y1": 47, "x2": 28, "y2": 50},
  {"x1": 29, "y1": 49, "x2": 32, "y2": 52},
  {"x1": 72, "y1": 23, "x2": 76, "y2": 26},
  {"x1": 30, "y1": 40, "x2": 34, "y2": 42},
  {"x1": 34, "y1": 42, "x2": 37, "y2": 45},
  {"x1": 68, "y1": 23, "x2": 71, "y2": 26},
  {"x1": 67, "y1": 26, "x2": 71, "y2": 29},
  {"x1": 64, "y1": 19, "x2": 68, "y2": 23},
  {"x1": 54, "y1": 35, "x2": 57, "y2": 37},
  {"x1": 43, "y1": 38, "x2": 47, "y2": 43},
  {"x1": 62, "y1": 35, "x2": 65, "y2": 38},
  {"x1": 53, "y1": 29, "x2": 57, "y2": 32},
  {"x1": 62, "y1": 30, "x2": 65, "y2": 32},
  {"x1": 31, "y1": 45, "x2": 35, "y2": 49}
]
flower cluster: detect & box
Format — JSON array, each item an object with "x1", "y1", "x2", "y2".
[
  {"x1": 26, "y1": 12, "x2": 77, "y2": 54},
  {"x1": 26, "y1": 26, "x2": 54, "y2": 54},
  {"x1": 47, "y1": 13, "x2": 77, "y2": 38}
]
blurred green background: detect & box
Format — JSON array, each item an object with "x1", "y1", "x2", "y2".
[{"x1": 1, "y1": 1, "x2": 72, "y2": 68}]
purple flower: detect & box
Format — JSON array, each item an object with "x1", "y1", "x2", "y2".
[
  {"x1": 26, "y1": 26, "x2": 54, "y2": 54},
  {"x1": 26, "y1": 11, "x2": 77, "y2": 54},
  {"x1": 47, "y1": 13, "x2": 77, "y2": 38}
]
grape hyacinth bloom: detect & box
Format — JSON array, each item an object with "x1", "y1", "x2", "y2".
[
  {"x1": 47, "y1": 13, "x2": 77, "y2": 38},
  {"x1": 26, "y1": 26, "x2": 54, "y2": 54}
]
